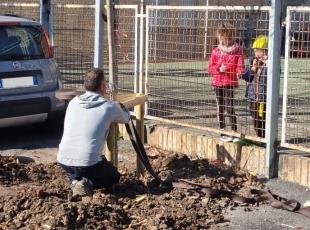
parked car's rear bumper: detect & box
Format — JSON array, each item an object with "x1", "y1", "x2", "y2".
[
  {"x1": 0, "y1": 114, "x2": 48, "y2": 128},
  {"x1": 0, "y1": 97, "x2": 51, "y2": 119},
  {"x1": 0, "y1": 91, "x2": 66, "y2": 128}
]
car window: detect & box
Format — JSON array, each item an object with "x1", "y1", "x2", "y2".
[{"x1": 0, "y1": 25, "x2": 48, "y2": 61}]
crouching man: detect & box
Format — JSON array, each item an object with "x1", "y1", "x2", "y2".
[{"x1": 57, "y1": 68, "x2": 130, "y2": 197}]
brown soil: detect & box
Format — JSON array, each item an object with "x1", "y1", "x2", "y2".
[{"x1": 0, "y1": 150, "x2": 264, "y2": 229}]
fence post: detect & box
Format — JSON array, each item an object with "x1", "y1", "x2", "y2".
[
  {"x1": 134, "y1": 4, "x2": 140, "y2": 93},
  {"x1": 139, "y1": 0, "x2": 145, "y2": 94},
  {"x1": 281, "y1": 5, "x2": 290, "y2": 150},
  {"x1": 94, "y1": 0, "x2": 104, "y2": 68},
  {"x1": 134, "y1": 0, "x2": 146, "y2": 177},
  {"x1": 265, "y1": 0, "x2": 282, "y2": 178},
  {"x1": 106, "y1": 0, "x2": 119, "y2": 167},
  {"x1": 40, "y1": 0, "x2": 51, "y2": 33},
  {"x1": 134, "y1": 102, "x2": 145, "y2": 177},
  {"x1": 203, "y1": 0, "x2": 209, "y2": 59},
  {"x1": 49, "y1": 1, "x2": 54, "y2": 47}
]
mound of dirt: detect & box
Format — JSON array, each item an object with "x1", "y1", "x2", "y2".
[
  {"x1": 0, "y1": 156, "x2": 29, "y2": 186},
  {"x1": 0, "y1": 152, "x2": 264, "y2": 229}
]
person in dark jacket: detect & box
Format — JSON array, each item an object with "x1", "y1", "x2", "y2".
[{"x1": 243, "y1": 35, "x2": 268, "y2": 138}]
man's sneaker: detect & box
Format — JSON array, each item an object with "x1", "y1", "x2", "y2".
[
  {"x1": 72, "y1": 178, "x2": 93, "y2": 197},
  {"x1": 219, "y1": 135, "x2": 233, "y2": 142},
  {"x1": 232, "y1": 137, "x2": 241, "y2": 143}
]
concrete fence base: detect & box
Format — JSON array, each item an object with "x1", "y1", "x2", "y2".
[{"x1": 279, "y1": 154, "x2": 310, "y2": 188}]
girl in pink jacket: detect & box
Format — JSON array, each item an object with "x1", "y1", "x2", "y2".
[{"x1": 208, "y1": 23, "x2": 245, "y2": 142}]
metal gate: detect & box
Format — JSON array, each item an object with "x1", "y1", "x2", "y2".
[
  {"x1": 281, "y1": 6, "x2": 310, "y2": 152},
  {"x1": 113, "y1": 5, "x2": 138, "y2": 93},
  {"x1": 144, "y1": 5, "x2": 271, "y2": 141}
]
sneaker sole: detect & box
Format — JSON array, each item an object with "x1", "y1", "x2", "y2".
[{"x1": 72, "y1": 182, "x2": 93, "y2": 197}]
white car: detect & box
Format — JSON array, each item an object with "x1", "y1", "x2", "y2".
[{"x1": 0, "y1": 15, "x2": 65, "y2": 128}]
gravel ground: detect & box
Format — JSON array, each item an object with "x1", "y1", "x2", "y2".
[
  {"x1": 221, "y1": 178, "x2": 310, "y2": 230},
  {"x1": 0, "y1": 123, "x2": 310, "y2": 229}
]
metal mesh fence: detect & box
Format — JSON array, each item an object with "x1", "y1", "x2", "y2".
[
  {"x1": 112, "y1": 5, "x2": 137, "y2": 93},
  {"x1": 0, "y1": 1, "x2": 136, "y2": 92},
  {"x1": 53, "y1": 3, "x2": 137, "y2": 92},
  {"x1": 116, "y1": 0, "x2": 268, "y2": 6},
  {"x1": 0, "y1": 1, "x2": 40, "y2": 21},
  {"x1": 53, "y1": 2, "x2": 95, "y2": 89},
  {"x1": 282, "y1": 7, "x2": 310, "y2": 151},
  {"x1": 3, "y1": 1, "x2": 310, "y2": 150},
  {"x1": 145, "y1": 6, "x2": 270, "y2": 140}
]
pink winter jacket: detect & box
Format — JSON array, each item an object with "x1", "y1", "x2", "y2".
[{"x1": 208, "y1": 44, "x2": 245, "y2": 87}]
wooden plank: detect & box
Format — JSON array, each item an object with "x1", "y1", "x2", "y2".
[
  {"x1": 55, "y1": 89, "x2": 148, "y2": 109},
  {"x1": 117, "y1": 93, "x2": 148, "y2": 109}
]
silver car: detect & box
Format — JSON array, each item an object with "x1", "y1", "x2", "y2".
[{"x1": 0, "y1": 15, "x2": 65, "y2": 128}]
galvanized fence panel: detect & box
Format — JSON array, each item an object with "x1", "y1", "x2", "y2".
[
  {"x1": 113, "y1": 5, "x2": 138, "y2": 93},
  {"x1": 145, "y1": 5, "x2": 270, "y2": 141},
  {"x1": 0, "y1": 1, "x2": 40, "y2": 21},
  {"x1": 53, "y1": 3, "x2": 137, "y2": 92},
  {"x1": 281, "y1": 7, "x2": 310, "y2": 152},
  {"x1": 0, "y1": 1, "x2": 137, "y2": 92},
  {"x1": 53, "y1": 3, "x2": 96, "y2": 88},
  {"x1": 0, "y1": 1, "x2": 96, "y2": 89}
]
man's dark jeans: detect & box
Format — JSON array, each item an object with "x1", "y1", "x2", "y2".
[{"x1": 59, "y1": 156, "x2": 120, "y2": 189}]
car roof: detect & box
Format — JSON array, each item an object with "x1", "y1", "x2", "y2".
[{"x1": 0, "y1": 15, "x2": 39, "y2": 26}]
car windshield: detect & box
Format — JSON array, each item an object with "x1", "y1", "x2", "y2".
[{"x1": 0, "y1": 25, "x2": 47, "y2": 61}]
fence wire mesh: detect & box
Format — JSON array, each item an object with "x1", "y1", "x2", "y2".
[
  {"x1": 282, "y1": 8, "x2": 310, "y2": 151},
  {"x1": 111, "y1": 5, "x2": 137, "y2": 93},
  {"x1": 0, "y1": 1, "x2": 40, "y2": 21},
  {"x1": 115, "y1": 0, "x2": 268, "y2": 6},
  {"x1": 2, "y1": 1, "x2": 310, "y2": 151},
  {"x1": 54, "y1": 3, "x2": 137, "y2": 92},
  {"x1": 0, "y1": 1, "x2": 136, "y2": 92},
  {"x1": 53, "y1": 3, "x2": 137, "y2": 92},
  {"x1": 53, "y1": 2, "x2": 95, "y2": 89},
  {"x1": 146, "y1": 6, "x2": 270, "y2": 140}
]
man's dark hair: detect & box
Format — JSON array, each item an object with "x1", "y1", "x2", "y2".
[{"x1": 84, "y1": 68, "x2": 105, "y2": 92}]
